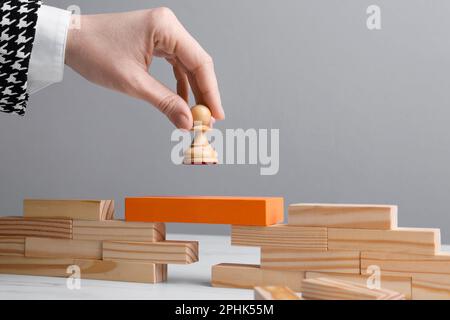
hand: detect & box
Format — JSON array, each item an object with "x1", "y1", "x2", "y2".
[{"x1": 65, "y1": 7, "x2": 224, "y2": 130}]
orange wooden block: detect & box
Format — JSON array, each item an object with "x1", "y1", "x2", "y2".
[{"x1": 125, "y1": 196, "x2": 284, "y2": 226}]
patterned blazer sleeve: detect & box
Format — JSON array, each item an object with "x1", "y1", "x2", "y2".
[{"x1": 0, "y1": 0, "x2": 42, "y2": 116}]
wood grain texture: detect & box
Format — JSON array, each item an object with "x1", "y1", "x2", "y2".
[
  {"x1": 25, "y1": 237, "x2": 102, "y2": 260},
  {"x1": 361, "y1": 251, "x2": 450, "y2": 277},
  {"x1": 103, "y1": 240, "x2": 198, "y2": 264},
  {"x1": 211, "y1": 263, "x2": 304, "y2": 291},
  {"x1": 305, "y1": 271, "x2": 412, "y2": 299},
  {"x1": 302, "y1": 277, "x2": 405, "y2": 300},
  {"x1": 24, "y1": 199, "x2": 114, "y2": 221},
  {"x1": 73, "y1": 220, "x2": 165, "y2": 242},
  {"x1": 0, "y1": 217, "x2": 72, "y2": 239},
  {"x1": 288, "y1": 203, "x2": 397, "y2": 230},
  {"x1": 261, "y1": 248, "x2": 360, "y2": 274},
  {"x1": 74, "y1": 259, "x2": 167, "y2": 283},
  {"x1": 412, "y1": 274, "x2": 450, "y2": 300},
  {"x1": 328, "y1": 227, "x2": 440, "y2": 255},
  {"x1": 231, "y1": 225, "x2": 327, "y2": 250},
  {"x1": 254, "y1": 286, "x2": 301, "y2": 300},
  {"x1": 125, "y1": 196, "x2": 284, "y2": 226},
  {"x1": 0, "y1": 237, "x2": 25, "y2": 257},
  {"x1": 0, "y1": 256, "x2": 74, "y2": 277}
]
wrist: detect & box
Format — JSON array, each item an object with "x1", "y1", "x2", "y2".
[{"x1": 65, "y1": 15, "x2": 82, "y2": 67}]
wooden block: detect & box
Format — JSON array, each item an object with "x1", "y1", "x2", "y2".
[
  {"x1": 103, "y1": 240, "x2": 198, "y2": 264},
  {"x1": 74, "y1": 259, "x2": 167, "y2": 283},
  {"x1": 261, "y1": 248, "x2": 360, "y2": 273},
  {"x1": 412, "y1": 274, "x2": 450, "y2": 300},
  {"x1": 328, "y1": 227, "x2": 440, "y2": 255},
  {"x1": 231, "y1": 225, "x2": 327, "y2": 250},
  {"x1": 305, "y1": 271, "x2": 412, "y2": 299},
  {"x1": 302, "y1": 277, "x2": 405, "y2": 300},
  {"x1": 288, "y1": 203, "x2": 397, "y2": 229},
  {"x1": 25, "y1": 237, "x2": 102, "y2": 260},
  {"x1": 361, "y1": 251, "x2": 450, "y2": 277},
  {"x1": 211, "y1": 263, "x2": 304, "y2": 291},
  {"x1": 0, "y1": 217, "x2": 72, "y2": 239},
  {"x1": 0, "y1": 256, "x2": 74, "y2": 277},
  {"x1": 0, "y1": 237, "x2": 25, "y2": 257},
  {"x1": 24, "y1": 199, "x2": 114, "y2": 221},
  {"x1": 73, "y1": 220, "x2": 165, "y2": 242},
  {"x1": 125, "y1": 196, "x2": 284, "y2": 226},
  {"x1": 254, "y1": 286, "x2": 301, "y2": 300}
]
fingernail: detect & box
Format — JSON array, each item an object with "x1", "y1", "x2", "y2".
[{"x1": 174, "y1": 112, "x2": 192, "y2": 130}]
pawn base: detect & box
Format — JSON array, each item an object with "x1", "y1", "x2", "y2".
[{"x1": 183, "y1": 157, "x2": 218, "y2": 165}]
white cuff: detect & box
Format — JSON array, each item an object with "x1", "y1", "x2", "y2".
[{"x1": 28, "y1": 5, "x2": 71, "y2": 94}]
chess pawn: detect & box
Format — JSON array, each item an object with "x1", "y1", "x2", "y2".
[{"x1": 183, "y1": 105, "x2": 218, "y2": 165}]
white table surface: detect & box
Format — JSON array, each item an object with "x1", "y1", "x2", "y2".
[
  {"x1": 1, "y1": 234, "x2": 448, "y2": 300},
  {"x1": 0, "y1": 233, "x2": 260, "y2": 300}
]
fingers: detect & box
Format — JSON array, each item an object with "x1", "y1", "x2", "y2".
[
  {"x1": 172, "y1": 23, "x2": 225, "y2": 120},
  {"x1": 134, "y1": 70, "x2": 193, "y2": 130},
  {"x1": 174, "y1": 66, "x2": 190, "y2": 103},
  {"x1": 168, "y1": 58, "x2": 190, "y2": 103}
]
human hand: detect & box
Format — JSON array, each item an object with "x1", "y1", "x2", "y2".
[{"x1": 65, "y1": 7, "x2": 224, "y2": 129}]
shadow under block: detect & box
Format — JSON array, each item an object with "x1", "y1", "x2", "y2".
[
  {"x1": 411, "y1": 274, "x2": 450, "y2": 300},
  {"x1": 361, "y1": 251, "x2": 450, "y2": 277},
  {"x1": 301, "y1": 277, "x2": 405, "y2": 300},
  {"x1": 260, "y1": 248, "x2": 360, "y2": 274},
  {"x1": 73, "y1": 220, "x2": 165, "y2": 242},
  {"x1": 74, "y1": 259, "x2": 167, "y2": 283},
  {"x1": 0, "y1": 237, "x2": 25, "y2": 257},
  {"x1": 254, "y1": 286, "x2": 301, "y2": 300},
  {"x1": 25, "y1": 237, "x2": 102, "y2": 260},
  {"x1": 103, "y1": 240, "x2": 198, "y2": 264},
  {"x1": 328, "y1": 227, "x2": 440, "y2": 255},
  {"x1": 305, "y1": 271, "x2": 412, "y2": 300},
  {"x1": 0, "y1": 217, "x2": 72, "y2": 239},
  {"x1": 211, "y1": 263, "x2": 304, "y2": 291},
  {"x1": 288, "y1": 204, "x2": 397, "y2": 230},
  {"x1": 125, "y1": 196, "x2": 284, "y2": 226},
  {"x1": 231, "y1": 225, "x2": 327, "y2": 250},
  {"x1": 0, "y1": 256, "x2": 74, "y2": 277},
  {"x1": 24, "y1": 199, "x2": 114, "y2": 221}
]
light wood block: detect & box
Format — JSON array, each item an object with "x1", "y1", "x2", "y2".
[
  {"x1": 261, "y1": 248, "x2": 360, "y2": 274},
  {"x1": 328, "y1": 227, "x2": 440, "y2": 255},
  {"x1": 25, "y1": 237, "x2": 102, "y2": 260},
  {"x1": 103, "y1": 240, "x2": 198, "y2": 264},
  {"x1": 305, "y1": 271, "x2": 412, "y2": 299},
  {"x1": 302, "y1": 277, "x2": 405, "y2": 300},
  {"x1": 254, "y1": 286, "x2": 301, "y2": 300},
  {"x1": 24, "y1": 199, "x2": 114, "y2": 221},
  {"x1": 361, "y1": 251, "x2": 450, "y2": 277},
  {"x1": 73, "y1": 220, "x2": 165, "y2": 242},
  {"x1": 288, "y1": 203, "x2": 397, "y2": 229},
  {"x1": 412, "y1": 274, "x2": 450, "y2": 300},
  {"x1": 211, "y1": 263, "x2": 304, "y2": 291},
  {"x1": 0, "y1": 256, "x2": 74, "y2": 277},
  {"x1": 231, "y1": 225, "x2": 327, "y2": 250},
  {"x1": 74, "y1": 259, "x2": 167, "y2": 283},
  {"x1": 0, "y1": 237, "x2": 25, "y2": 257},
  {"x1": 0, "y1": 217, "x2": 72, "y2": 239},
  {"x1": 125, "y1": 196, "x2": 284, "y2": 226}
]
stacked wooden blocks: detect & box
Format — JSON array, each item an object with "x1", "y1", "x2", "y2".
[
  {"x1": 212, "y1": 203, "x2": 449, "y2": 300},
  {"x1": 0, "y1": 199, "x2": 199, "y2": 283}
]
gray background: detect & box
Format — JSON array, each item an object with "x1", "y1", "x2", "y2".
[{"x1": 1, "y1": 0, "x2": 450, "y2": 240}]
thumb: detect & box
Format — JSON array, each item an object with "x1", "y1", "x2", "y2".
[{"x1": 134, "y1": 71, "x2": 193, "y2": 130}]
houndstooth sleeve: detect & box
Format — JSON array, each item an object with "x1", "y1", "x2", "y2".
[{"x1": 0, "y1": 0, "x2": 42, "y2": 116}]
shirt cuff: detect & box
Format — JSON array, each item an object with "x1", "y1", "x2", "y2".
[{"x1": 28, "y1": 5, "x2": 71, "y2": 94}]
